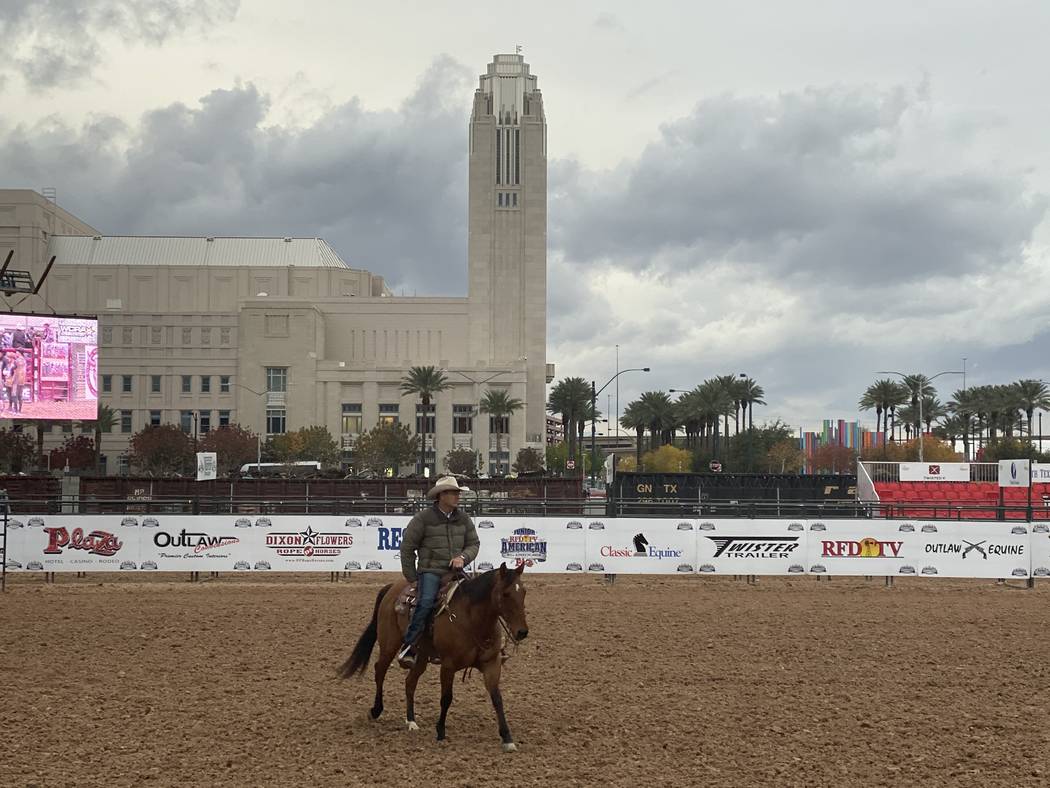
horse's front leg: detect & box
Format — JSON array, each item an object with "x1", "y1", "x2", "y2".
[
  {"x1": 435, "y1": 664, "x2": 456, "y2": 741},
  {"x1": 482, "y1": 660, "x2": 515, "y2": 752},
  {"x1": 404, "y1": 656, "x2": 429, "y2": 731}
]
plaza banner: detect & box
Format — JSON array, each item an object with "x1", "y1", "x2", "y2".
[
  {"x1": 582, "y1": 517, "x2": 697, "y2": 574},
  {"x1": 695, "y1": 519, "x2": 807, "y2": 575},
  {"x1": 899, "y1": 462, "x2": 970, "y2": 482}
]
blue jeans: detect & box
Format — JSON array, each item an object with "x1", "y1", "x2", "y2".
[{"x1": 403, "y1": 572, "x2": 440, "y2": 646}]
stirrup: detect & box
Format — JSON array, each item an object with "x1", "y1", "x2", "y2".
[{"x1": 397, "y1": 644, "x2": 416, "y2": 667}]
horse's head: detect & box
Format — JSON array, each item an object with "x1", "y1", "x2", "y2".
[{"x1": 494, "y1": 562, "x2": 529, "y2": 642}]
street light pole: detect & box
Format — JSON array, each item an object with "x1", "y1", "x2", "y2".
[
  {"x1": 449, "y1": 369, "x2": 515, "y2": 475},
  {"x1": 878, "y1": 370, "x2": 963, "y2": 462},
  {"x1": 591, "y1": 367, "x2": 650, "y2": 488}
]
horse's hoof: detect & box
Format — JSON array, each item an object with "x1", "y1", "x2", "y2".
[
  {"x1": 502, "y1": 742, "x2": 517, "y2": 753},
  {"x1": 406, "y1": 720, "x2": 419, "y2": 732}
]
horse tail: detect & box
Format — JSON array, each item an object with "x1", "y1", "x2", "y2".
[{"x1": 338, "y1": 584, "x2": 391, "y2": 679}]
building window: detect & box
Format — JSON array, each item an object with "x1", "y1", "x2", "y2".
[
  {"x1": 102, "y1": 326, "x2": 112, "y2": 345},
  {"x1": 149, "y1": 410, "x2": 161, "y2": 427},
  {"x1": 151, "y1": 326, "x2": 161, "y2": 344},
  {"x1": 182, "y1": 327, "x2": 192, "y2": 345},
  {"x1": 341, "y1": 403, "x2": 362, "y2": 435},
  {"x1": 199, "y1": 411, "x2": 211, "y2": 434},
  {"x1": 200, "y1": 376, "x2": 211, "y2": 393},
  {"x1": 122, "y1": 327, "x2": 133, "y2": 345},
  {"x1": 201, "y1": 328, "x2": 211, "y2": 345},
  {"x1": 490, "y1": 414, "x2": 509, "y2": 434},
  {"x1": 265, "y1": 315, "x2": 289, "y2": 337},
  {"x1": 220, "y1": 327, "x2": 231, "y2": 345},
  {"x1": 266, "y1": 408, "x2": 286, "y2": 435},
  {"x1": 489, "y1": 451, "x2": 511, "y2": 476},
  {"x1": 102, "y1": 374, "x2": 112, "y2": 394},
  {"x1": 220, "y1": 375, "x2": 230, "y2": 393},
  {"x1": 121, "y1": 410, "x2": 133, "y2": 433},
  {"x1": 218, "y1": 410, "x2": 230, "y2": 427},
  {"x1": 117, "y1": 455, "x2": 129, "y2": 475},
  {"x1": 266, "y1": 367, "x2": 288, "y2": 392},
  {"x1": 512, "y1": 192, "x2": 518, "y2": 207},
  {"x1": 514, "y1": 128, "x2": 520, "y2": 185},
  {"x1": 122, "y1": 375, "x2": 133, "y2": 393},
  {"x1": 495, "y1": 128, "x2": 501, "y2": 185},
  {"x1": 180, "y1": 411, "x2": 193, "y2": 434},
  {"x1": 62, "y1": 421, "x2": 72, "y2": 433},
  {"x1": 453, "y1": 404, "x2": 474, "y2": 434},
  {"x1": 498, "y1": 192, "x2": 504, "y2": 207},
  {"x1": 415, "y1": 403, "x2": 436, "y2": 435},
  {"x1": 151, "y1": 375, "x2": 161, "y2": 394},
  {"x1": 181, "y1": 375, "x2": 192, "y2": 394},
  {"x1": 379, "y1": 404, "x2": 399, "y2": 427}
]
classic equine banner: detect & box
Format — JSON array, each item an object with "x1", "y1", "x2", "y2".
[{"x1": 0, "y1": 514, "x2": 1043, "y2": 579}]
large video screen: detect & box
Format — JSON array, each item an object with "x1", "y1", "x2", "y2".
[{"x1": 0, "y1": 314, "x2": 98, "y2": 421}]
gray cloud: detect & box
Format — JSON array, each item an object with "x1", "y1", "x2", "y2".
[
  {"x1": 0, "y1": 56, "x2": 473, "y2": 295},
  {"x1": 551, "y1": 85, "x2": 1045, "y2": 284},
  {"x1": 0, "y1": 0, "x2": 239, "y2": 88}
]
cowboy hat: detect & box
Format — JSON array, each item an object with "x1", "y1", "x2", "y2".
[{"x1": 427, "y1": 475, "x2": 471, "y2": 499}]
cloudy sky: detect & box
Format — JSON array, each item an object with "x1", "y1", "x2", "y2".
[{"x1": 3, "y1": 0, "x2": 1049, "y2": 433}]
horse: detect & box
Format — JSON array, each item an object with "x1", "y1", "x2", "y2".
[{"x1": 338, "y1": 562, "x2": 530, "y2": 751}]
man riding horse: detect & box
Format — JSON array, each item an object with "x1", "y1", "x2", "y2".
[{"x1": 396, "y1": 476, "x2": 479, "y2": 668}]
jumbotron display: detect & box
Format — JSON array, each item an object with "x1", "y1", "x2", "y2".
[{"x1": 0, "y1": 313, "x2": 98, "y2": 421}]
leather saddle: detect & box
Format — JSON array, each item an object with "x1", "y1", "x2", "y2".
[{"x1": 394, "y1": 571, "x2": 465, "y2": 619}]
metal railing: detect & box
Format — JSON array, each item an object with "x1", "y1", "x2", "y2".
[{"x1": 7, "y1": 494, "x2": 1046, "y2": 522}]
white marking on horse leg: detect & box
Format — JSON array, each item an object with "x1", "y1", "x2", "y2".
[
  {"x1": 502, "y1": 742, "x2": 517, "y2": 753},
  {"x1": 406, "y1": 719, "x2": 419, "y2": 732}
]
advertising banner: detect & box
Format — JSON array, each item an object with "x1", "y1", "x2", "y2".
[
  {"x1": 695, "y1": 519, "x2": 808, "y2": 576},
  {"x1": 582, "y1": 517, "x2": 697, "y2": 574},
  {"x1": 1028, "y1": 523, "x2": 1050, "y2": 579},
  {"x1": 900, "y1": 462, "x2": 970, "y2": 482},
  {"x1": 196, "y1": 452, "x2": 217, "y2": 481},
  {"x1": 805, "y1": 521, "x2": 920, "y2": 576},
  {"x1": 1032, "y1": 464, "x2": 1050, "y2": 483},
  {"x1": 912, "y1": 521, "x2": 1030, "y2": 579},
  {"x1": 472, "y1": 517, "x2": 587, "y2": 573},
  {"x1": 999, "y1": 460, "x2": 1031, "y2": 488},
  {"x1": 4, "y1": 514, "x2": 140, "y2": 572}
]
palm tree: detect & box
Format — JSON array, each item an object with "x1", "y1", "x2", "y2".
[
  {"x1": 479, "y1": 388, "x2": 523, "y2": 476},
  {"x1": 739, "y1": 378, "x2": 766, "y2": 432},
  {"x1": 883, "y1": 382, "x2": 910, "y2": 442},
  {"x1": 620, "y1": 402, "x2": 646, "y2": 467},
  {"x1": 715, "y1": 375, "x2": 739, "y2": 445},
  {"x1": 901, "y1": 374, "x2": 936, "y2": 437},
  {"x1": 81, "y1": 404, "x2": 117, "y2": 473},
  {"x1": 934, "y1": 414, "x2": 967, "y2": 448},
  {"x1": 1015, "y1": 379, "x2": 1050, "y2": 446},
  {"x1": 948, "y1": 388, "x2": 979, "y2": 460},
  {"x1": 859, "y1": 385, "x2": 884, "y2": 435},
  {"x1": 400, "y1": 365, "x2": 451, "y2": 476},
  {"x1": 637, "y1": 391, "x2": 674, "y2": 451},
  {"x1": 547, "y1": 379, "x2": 574, "y2": 459},
  {"x1": 921, "y1": 395, "x2": 946, "y2": 434}
]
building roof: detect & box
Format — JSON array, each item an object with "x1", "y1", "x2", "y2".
[{"x1": 47, "y1": 235, "x2": 354, "y2": 269}]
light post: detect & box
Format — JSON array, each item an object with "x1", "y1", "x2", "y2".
[
  {"x1": 878, "y1": 370, "x2": 963, "y2": 462},
  {"x1": 230, "y1": 382, "x2": 281, "y2": 472},
  {"x1": 591, "y1": 367, "x2": 650, "y2": 488}
]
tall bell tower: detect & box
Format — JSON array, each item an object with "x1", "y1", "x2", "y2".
[{"x1": 467, "y1": 53, "x2": 547, "y2": 447}]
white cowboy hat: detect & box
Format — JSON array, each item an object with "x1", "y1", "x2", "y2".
[{"x1": 427, "y1": 475, "x2": 471, "y2": 499}]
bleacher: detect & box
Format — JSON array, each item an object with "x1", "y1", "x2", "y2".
[{"x1": 873, "y1": 480, "x2": 1050, "y2": 520}]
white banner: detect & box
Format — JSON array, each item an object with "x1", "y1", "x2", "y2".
[
  {"x1": 1000, "y1": 459, "x2": 1031, "y2": 487},
  {"x1": 1, "y1": 514, "x2": 1046, "y2": 580},
  {"x1": 913, "y1": 521, "x2": 1029, "y2": 579},
  {"x1": 1031, "y1": 463, "x2": 1050, "y2": 483},
  {"x1": 696, "y1": 519, "x2": 807, "y2": 576},
  {"x1": 583, "y1": 517, "x2": 697, "y2": 574},
  {"x1": 806, "y1": 521, "x2": 920, "y2": 576},
  {"x1": 900, "y1": 462, "x2": 970, "y2": 482},
  {"x1": 474, "y1": 517, "x2": 588, "y2": 573},
  {"x1": 196, "y1": 452, "x2": 217, "y2": 481}
]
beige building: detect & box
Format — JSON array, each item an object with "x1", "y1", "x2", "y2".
[{"x1": 0, "y1": 53, "x2": 551, "y2": 475}]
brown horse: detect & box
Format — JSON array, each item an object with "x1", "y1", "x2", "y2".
[{"x1": 338, "y1": 562, "x2": 530, "y2": 751}]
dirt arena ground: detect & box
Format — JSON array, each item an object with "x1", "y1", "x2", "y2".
[{"x1": 1, "y1": 573, "x2": 1049, "y2": 787}]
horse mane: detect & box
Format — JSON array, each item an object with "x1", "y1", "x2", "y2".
[{"x1": 459, "y1": 568, "x2": 500, "y2": 603}]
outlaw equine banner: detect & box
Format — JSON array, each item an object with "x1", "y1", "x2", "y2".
[{"x1": 1, "y1": 514, "x2": 1045, "y2": 579}]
